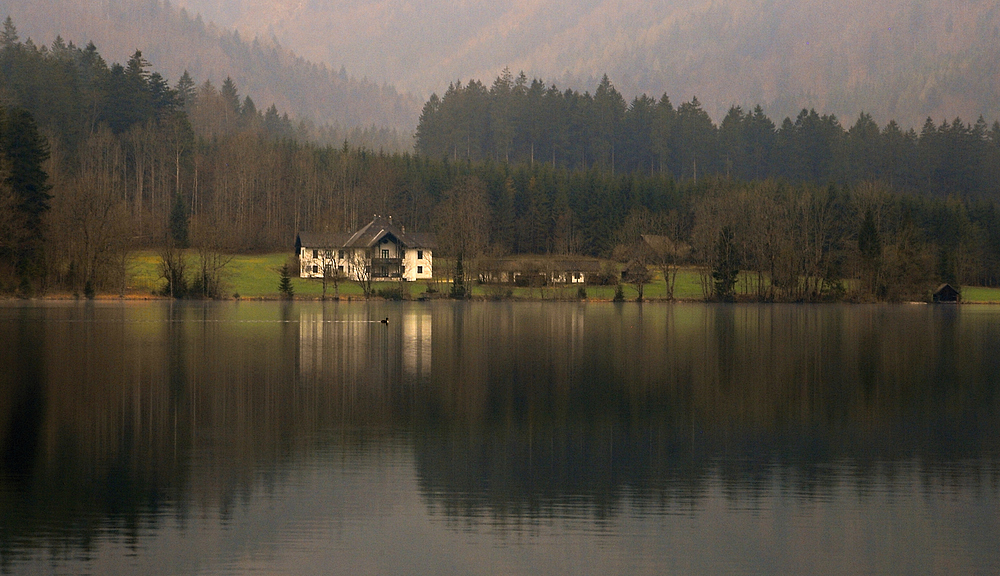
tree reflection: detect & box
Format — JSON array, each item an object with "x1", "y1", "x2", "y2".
[{"x1": 0, "y1": 301, "x2": 998, "y2": 561}]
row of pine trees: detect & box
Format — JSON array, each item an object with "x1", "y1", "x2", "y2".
[{"x1": 416, "y1": 70, "x2": 1000, "y2": 198}]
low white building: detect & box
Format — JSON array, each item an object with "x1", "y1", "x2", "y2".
[
  {"x1": 295, "y1": 216, "x2": 435, "y2": 282},
  {"x1": 477, "y1": 258, "x2": 601, "y2": 285}
]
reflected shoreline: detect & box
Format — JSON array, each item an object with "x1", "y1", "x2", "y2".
[{"x1": 2, "y1": 301, "x2": 999, "y2": 573}]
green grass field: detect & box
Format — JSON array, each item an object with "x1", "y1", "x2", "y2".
[
  {"x1": 958, "y1": 286, "x2": 1000, "y2": 303},
  {"x1": 124, "y1": 251, "x2": 999, "y2": 302},
  {"x1": 126, "y1": 251, "x2": 710, "y2": 300}
]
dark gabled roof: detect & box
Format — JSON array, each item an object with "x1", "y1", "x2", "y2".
[
  {"x1": 296, "y1": 231, "x2": 353, "y2": 249},
  {"x1": 934, "y1": 283, "x2": 960, "y2": 295},
  {"x1": 296, "y1": 216, "x2": 436, "y2": 250},
  {"x1": 640, "y1": 234, "x2": 672, "y2": 255},
  {"x1": 404, "y1": 232, "x2": 437, "y2": 249},
  {"x1": 553, "y1": 259, "x2": 602, "y2": 272}
]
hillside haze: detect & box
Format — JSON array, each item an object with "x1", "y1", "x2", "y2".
[
  {"x1": 0, "y1": 0, "x2": 423, "y2": 134},
  {"x1": 171, "y1": 0, "x2": 1000, "y2": 128}
]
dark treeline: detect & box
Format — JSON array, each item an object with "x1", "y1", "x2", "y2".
[
  {"x1": 2, "y1": 0, "x2": 422, "y2": 135},
  {"x1": 0, "y1": 19, "x2": 408, "y2": 296},
  {"x1": 415, "y1": 70, "x2": 1000, "y2": 199},
  {"x1": 2, "y1": 26, "x2": 1000, "y2": 299}
]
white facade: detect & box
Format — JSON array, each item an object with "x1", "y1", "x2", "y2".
[
  {"x1": 299, "y1": 248, "x2": 349, "y2": 279},
  {"x1": 402, "y1": 247, "x2": 432, "y2": 282}
]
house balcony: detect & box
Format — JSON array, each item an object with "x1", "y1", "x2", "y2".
[{"x1": 370, "y1": 258, "x2": 403, "y2": 279}]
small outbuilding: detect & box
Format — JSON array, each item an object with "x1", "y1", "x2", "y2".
[
  {"x1": 933, "y1": 283, "x2": 960, "y2": 303},
  {"x1": 477, "y1": 258, "x2": 602, "y2": 286}
]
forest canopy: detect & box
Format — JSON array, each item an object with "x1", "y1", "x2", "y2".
[
  {"x1": 416, "y1": 70, "x2": 1000, "y2": 199},
  {"x1": 2, "y1": 24, "x2": 1000, "y2": 300}
]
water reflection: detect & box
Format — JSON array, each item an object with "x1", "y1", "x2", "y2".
[{"x1": 0, "y1": 302, "x2": 998, "y2": 575}]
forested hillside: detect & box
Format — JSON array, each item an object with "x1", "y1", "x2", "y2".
[
  {"x1": 416, "y1": 72, "x2": 1000, "y2": 199},
  {"x1": 0, "y1": 0, "x2": 421, "y2": 138},
  {"x1": 2, "y1": 29, "x2": 999, "y2": 302},
  {"x1": 170, "y1": 0, "x2": 1000, "y2": 128}
]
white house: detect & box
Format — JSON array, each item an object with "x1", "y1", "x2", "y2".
[{"x1": 295, "y1": 216, "x2": 435, "y2": 282}]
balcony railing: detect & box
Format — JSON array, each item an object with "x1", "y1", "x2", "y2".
[{"x1": 370, "y1": 258, "x2": 403, "y2": 279}]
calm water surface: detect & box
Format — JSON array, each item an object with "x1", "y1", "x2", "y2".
[{"x1": 1, "y1": 301, "x2": 999, "y2": 575}]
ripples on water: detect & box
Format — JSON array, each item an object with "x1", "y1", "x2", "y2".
[{"x1": 1, "y1": 301, "x2": 998, "y2": 575}]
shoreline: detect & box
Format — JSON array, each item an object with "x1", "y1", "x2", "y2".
[
  {"x1": 4, "y1": 292, "x2": 998, "y2": 305},
  {"x1": 12, "y1": 253, "x2": 996, "y2": 303}
]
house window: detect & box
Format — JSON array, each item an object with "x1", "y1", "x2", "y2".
[
  {"x1": 312, "y1": 265, "x2": 318, "y2": 273},
  {"x1": 338, "y1": 265, "x2": 344, "y2": 272},
  {"x1": 312, "y1": 249, "x2": 318, "y2": 259},
  {"x1": 382, "y1": 249, "x2": 389, "y2": 259},
  {"x1": 338, "y1": 250, "x2": 345, "y2": 259},
  {"x1": 417, "y1": 250, "x2": 423, "y2": 260},
  {"x1": 417, "y1": 265, "x2": 423, "y2": 274}
]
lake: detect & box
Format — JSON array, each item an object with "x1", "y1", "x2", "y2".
[{"x1": 1, "y1": 301, "x2": 999, "y2": 575}]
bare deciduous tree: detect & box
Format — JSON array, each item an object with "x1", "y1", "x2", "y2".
[
  {"x1": 190, "y1": 214, "x2": 234, "y2": 298},
  {"x1": 350, "y1": 249, "x2": 375, "y2": 298}
]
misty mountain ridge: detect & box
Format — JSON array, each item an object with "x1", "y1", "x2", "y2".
[
  {"x1": 171, "y1": 0, "x2": 1000, "y2": 130},
  {"x1": 0, "y1": 0, "x2": 423, "y2": 137}
]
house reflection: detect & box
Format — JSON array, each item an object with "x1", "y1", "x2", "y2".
[
  {"x1": 297, "y1": 305, "x2": 432, "y2": 385},
  {"x1": 402, "y1": 310, "x2": 432, "y2": 380}
]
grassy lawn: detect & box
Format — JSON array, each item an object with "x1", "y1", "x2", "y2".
[
  {"x1": 126, "y1": 251, "x2": 709, "y2": 300},
  {"x1": 959, "y1": 286, "x2": 1000, "y2": 303},
  {"x1": 124, "y1": 251, "x2": 999, "y2": 302}
]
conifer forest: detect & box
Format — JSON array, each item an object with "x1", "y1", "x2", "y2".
[{"x1": 2, "y1": 20, "x2": 1000, "y2": 300}]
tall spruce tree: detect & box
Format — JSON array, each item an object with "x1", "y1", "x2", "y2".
[{"x1": 0, "y1": 106, "x2": 52, "y2": 288}]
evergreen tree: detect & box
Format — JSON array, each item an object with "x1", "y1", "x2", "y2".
[
  {"x1": 846, "y1": 112, "x2": 882, "y2": 182},
  {"x1": 592, "y1": 75, "x2": 626, "y2": 173},
  {"x1": 673, "y1": 97, "x2": 716, "y2": 181},
  {"x1": 0, "y1": 106, "x2": 52, "y2": 285},
  {"x1": 175, "y1": 70, "x2": 196, "y2": 108},
  {"x1": 221, "y1": 76, "x2": 241, "y2": 118},
  {"x1": 718, "y1": 106, "x2": 747, "y2": 179},
  {"x1": 414, "y1": 94, "x2": 443, "y2": 157},
  {"x1": 278, "y1": 264, "x2": 294, "y2": 299},
  {"x1": 745, "y1": 105, "x2": 776, "y2": 179},
  {"x1": 169, "y1": 193, "x2": 189, "y2": 248},
  {"x1": 241, "y1": 95, "x2": 257, "y2": 122},
  {"x1": 489, "y1": 68, "x2": 516, "y2": 162},
  {"x1": 651, "y1": 94, "x2": 675, "y2": 175},
  {"x1": 613, "y1": 283, "x2": 625, "y2": 302},
  {"x1": 624, "y1": 95, "x2": 657, "y2": 174},
  {"x1": 712, "y1": 226, "x2": 739, "y2": 301},
  {"x1": 450, "y1": 254, "x2": 467, "y2": 298},
  {"x1": 1, "y1": 17, "x2": 18, "y2": 48}
]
